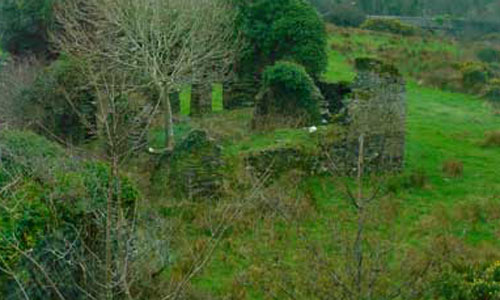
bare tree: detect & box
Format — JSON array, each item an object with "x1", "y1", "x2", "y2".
[{"x1": 53, "y1": 0, "x2": 240, "y2": 150}]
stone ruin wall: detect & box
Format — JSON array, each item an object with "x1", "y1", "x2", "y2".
[
  {"x1": 247, "y1": 58, "x2": 407, "y2": 179},
  {"x1": 342, "y1": 57, "x2": 407, "y2": 173},
  {"x1": 154, "y1": 58, "x2": 408, "y2": 198}
]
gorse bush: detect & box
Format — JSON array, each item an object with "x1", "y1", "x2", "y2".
[
  {"x1": 460, "y1": 61, "x2": 491, "y2": 91},
  {"x1": 254, "y1": 61, "x2": 322, "y2": 128},
  {"x1": 360, "y1": 18, "x2": 419, "y2": 36},
  {"x1": 433, "y1": 261, "x2": 500, "y2": 300}
]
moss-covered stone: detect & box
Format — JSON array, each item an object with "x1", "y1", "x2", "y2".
[
  {"x1": 347, "y1": 59, "x2": 407, "y2": 172},
  {"x1": 316, "y1": 80, "x2": 352, "y2": 117},
  {"x1": 223, "y1": 78, "x2": 259, "y2": 110},
  {"x1": 355, "y1": 57, "x2": 402, "y2": 77},
  {"x1": 152, "y1": 129, "x2": 224, "y2": 200}
]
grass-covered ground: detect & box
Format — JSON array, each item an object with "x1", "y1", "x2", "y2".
[{"x1": 149, "y1": 28, "x2": 500, "y2": 298}]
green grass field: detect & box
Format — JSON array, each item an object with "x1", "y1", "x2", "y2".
[
  {"x1": 181, "y1": 29, "x2": 500, "y2": 298},
  {"x1": 144, "y1": 28, "x2": 500, "y2": 298}
]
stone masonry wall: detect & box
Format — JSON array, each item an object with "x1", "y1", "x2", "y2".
[
  {"x1": 345, "y1": 57, "x2": 407, "y2": 172},
  {"x1": 246, "y1": 58, "x2": 407, "y2": 179}
]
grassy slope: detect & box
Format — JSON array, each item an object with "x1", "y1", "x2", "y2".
[
  {"x1": 180, "y1": 29, "x2": 500, "y2": 298},
  {"x1": 324, "y1": 34, "x2": 500, "y2": 247}
]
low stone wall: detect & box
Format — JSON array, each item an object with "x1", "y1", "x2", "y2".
[
  {"x1": 151, "y1": 130, "x2": 224, "y2": 200},
  {"x1": 245, "y1": 147, "x2": 327, "y2": 183},
  {"x1": 316, "y1": 80, "x2": 352, "y2": 116},
  {"x1": 154, "y1": 59, "x2": 407, "y2": 195},
  {"x1": 245, "y1": 58, "x2": 407, "y2": 180},
  {"x1": 223, "y1": 78, "x2": 259, "y2": 109}
]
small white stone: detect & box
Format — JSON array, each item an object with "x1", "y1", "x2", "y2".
[{"x1": 308, "y1": 126, "x2": 318, "y2": 133}]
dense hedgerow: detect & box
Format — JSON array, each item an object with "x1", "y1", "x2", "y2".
[
  {"x1": 253, "y1": 61, "x2": 323, "y2": 127},
  {"x1": 360, "y1": 18, "x2": 419, "y2": 36}
]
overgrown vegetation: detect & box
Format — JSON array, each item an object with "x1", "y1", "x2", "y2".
[
  {"x1": 253, "y1": 61, "x2": 323, "y2": 128},
  {"x1": 1, "y1": 1, "x2": 500, "y2": 299},
  {"x1": 360, "y1": 18, "x2": 420, "y2": 36},
  {"x1": 235, "y1": 0, "x2": 327, "y2": 78},
  {"x1": 0, "y1": 0, "x2": 54, "y2": 55}
]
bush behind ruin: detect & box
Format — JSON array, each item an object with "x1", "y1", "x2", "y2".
[{"x1": 253, "y1": 61, "x2": 322, "y2": 128}]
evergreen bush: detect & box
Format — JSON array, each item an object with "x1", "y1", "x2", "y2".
[
  {"x1": 0, "y1": 0, "x2": 54, "y2": 55},
  {"x1": 460, "y1": 61, "x2": 491, "y2": 91},
  {"x1": 254, "y1": 61, "x2": 323, "y2": 128},
  {"x1": 236, "y1": 0, "x2": 327, "y2": 78}
]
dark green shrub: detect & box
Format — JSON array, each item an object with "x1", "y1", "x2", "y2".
[
  {"x1": 460, "y1": 62, "x2": 491, "y2": 91},
  {"x1": 253, "y1": 61, "x2": 322, "y2": 128},
  {"x1": 433, "y1": 262, "x2": 500, "y2": 300},
  {"x1": 483, "y1": 79, "x2": 500, "y2": 108},
  {"x1": 360, "y1": 18, "x2": 419, "y2": 36},
  {"x1": 0, "y1": 130, "x2": 140, "y2": 299},
  {"x1": 236, "y1": 0, "x2": 327, "y2": 78},
  {"x1": 326, "y1": 3, "x2": 366, "y2": 28},
  {"x1": 0, "y1": 0, "x2": 54, "y2": 55},
  {"x1": 20, "y1": 55, "x2": 97, "y2": 144},
  {"x1": 477, "y1": 47, "x2": 500, "y2": 64}
]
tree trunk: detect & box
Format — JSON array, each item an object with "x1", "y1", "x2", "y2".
[
  {"x1": 190, "y1": 83, "x2": 212, "y2": 117},
  {"x1": 105, "y1": 156, "x2": 116, "y2": 300},
  {"x1": 161, "y1": 87, "x2": 175, "y2": 150},
  {"x1": 170, "y1": 91, "x2": 181, "y2": 116},
  {"x1": 354, "y1": 133, "x2": 365, "y2": 297}
]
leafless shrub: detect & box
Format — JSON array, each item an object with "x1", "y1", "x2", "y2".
[{"x1": 0, "y1": 56, "x2": 44, "y2": 128}]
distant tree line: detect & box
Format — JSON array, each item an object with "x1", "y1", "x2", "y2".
[{"x1": 309, "y1": 0, "x2": 500, "y2": 23}]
